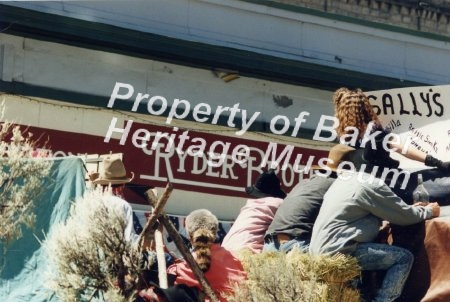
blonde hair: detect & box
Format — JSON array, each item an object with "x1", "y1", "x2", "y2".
[
  {"x1": 185, "y1": 209, "x2": 219, "y2": 272},
  {"x1": 333, "y1": 87, "x2": 381, "y2": 140}
]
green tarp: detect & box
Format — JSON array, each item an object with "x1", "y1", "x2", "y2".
[{"x1": 0, "y1": 157, "x2": 86, "y2": 302}]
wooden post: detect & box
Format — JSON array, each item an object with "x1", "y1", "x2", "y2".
[
  {"x1": 144, "y1": 188, "x2": 219, "y2": 302},
  {"x1": 138, "y1": 183, "x2": 173, "y2": 249},
  {"x1": 154, "y1": 229, "x2": 168, "y2": 288}
]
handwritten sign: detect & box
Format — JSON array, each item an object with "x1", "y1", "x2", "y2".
[{"x1": 368, "y1": 85, "x2": 449, "y2": 168}]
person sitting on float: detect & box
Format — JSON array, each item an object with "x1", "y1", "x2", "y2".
[{"x1": 332, "y1": 87, "x2": 450, "y2": 204}]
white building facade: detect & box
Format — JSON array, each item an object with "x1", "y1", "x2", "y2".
[{"x1": 1, "y1": 0, "x2": 449, "y2": 219}]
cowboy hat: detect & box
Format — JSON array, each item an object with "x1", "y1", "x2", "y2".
[
  {"x1": 311, "y1": 144, "x2": 355, "y2": 172},
  {"x1": 92, "y1": 156, "x2": 134, "y2": 185},
  {"x1": 245, "y1": 169, "x2": 287, "y2": 199}
]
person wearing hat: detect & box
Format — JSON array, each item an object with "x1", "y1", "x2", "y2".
[
  {"x1": 332, "y1": 87, "x2": 450, "y2": 205},
  {"x1": 216, "y1": 169, "x2": 287, "y2": 254},
  {"x1": 262, "y1": 144, "x2": 352, "y2": 253},
  {"x1": 89, "y1": 155, "x2": 140, "y2": 245},
  {"x1": 220, "y1": 169, "x2": 285, "y2": 253},
  {"x1": 245, "y1": 168, "x2": 287, "y2": 199},
  {"x1": 221, "y1": 196, "x2": 282, "y2": 254},
  {"x1": 309, "y1": 154, "x2": 440, "y2": 302}
]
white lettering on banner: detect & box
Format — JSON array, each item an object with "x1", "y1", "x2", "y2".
[
  {"x1": 221, "y1": 156, "x2": 239, "y2": 180},
  {"x1": 106, "y1": 83, "x2": 450, "y2": 170},
  {"x1": 206, "y1": 161, "x2": 220, "y2": 177},
  {"x1": 47, "y1": 142, "x2": 407, "y2": 194},
  {"x1": 260, "y1": 142, "x2": 294, "y2": 170},
  {"x1": 139, "y1": 143, "x2": 302, "y2": 193},
  {"x1": 153, "y1": 142, "x2": 175, "y2": 182},
  {"x1": 52, "y1": 150, "x2": 70, "y2": 157},
  {"x1": 191, "y1": 154, "x2": 207, "y2": 175},
  {"x1": 246, "y1": 148, "x2": 266, "y2": 187},
  {"x1": 101, "y1": 82, "x2": 450, "y2": 191},
  {"x1": 105, "y1": 83, "x2": 431, "y2": 163},
  {"x1": 51, "y1": 150, "x2": 89, "y2": 158},
  {"x1": 260, "y1": 142, "x2": 315, "y2": 173},
  {"x1": 101, "y1": 119, "x2": 412, "y2": 193},
  {"x1": 104, "y1": 118, "x2": 133, "y2": 144},
  {"x1": 207, "y1": 141, "x2": 230, "y2": 167}
]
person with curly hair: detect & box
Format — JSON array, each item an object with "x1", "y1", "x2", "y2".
[
  {"x1": 332, "y1": 87, "x2": 450, "y2": 203},
  {"x1": 333, "y1": 87, "x2": 439, "y2": 165},
  {"x1": 333, "y1": 87, "x2": 381, "y2": 143}
]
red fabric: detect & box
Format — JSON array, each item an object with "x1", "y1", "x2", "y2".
[{"x1": 167, "y1": 244, "x2": 246, "y2": 301}]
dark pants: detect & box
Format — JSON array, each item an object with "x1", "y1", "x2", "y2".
[{"x1": 386, "y1": 168, "x2": 450, "y2": 205}]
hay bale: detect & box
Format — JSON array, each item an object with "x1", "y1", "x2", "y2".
[{"x1": 227, "y1": 248, "x2": 360, "y2": 302}]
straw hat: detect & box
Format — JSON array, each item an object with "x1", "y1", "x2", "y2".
[
  {"x1": 92, "y1": 156, "x2": 134, "y2": 185},
  {"x1": 311, "y1": 144, "x2": 355, "y2": 172}
]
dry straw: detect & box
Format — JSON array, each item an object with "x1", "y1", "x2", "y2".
[
  {"x1": 227, "y1": 248, "x2": 360, "y2": 302},
  {"x1": 0, "y1": 100, "x2": 52, "y2": 245},
  {"x1": 44, "y1": 189, "x2": 154, "y2": 302}
]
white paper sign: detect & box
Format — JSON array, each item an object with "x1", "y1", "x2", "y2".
[{"x1": 368, "y1": 85, "x2": 450, "y2": 168}]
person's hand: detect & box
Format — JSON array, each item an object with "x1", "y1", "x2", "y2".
[
  {"x1": 426, "y1": 202, "x2": 440, "y2": 218},
  {"x1": 377, "y1": 221, "x2": 391, "y2": 244},
  {"x1": 413, "y1": 202, "x2": 429, "y2": 207}
]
